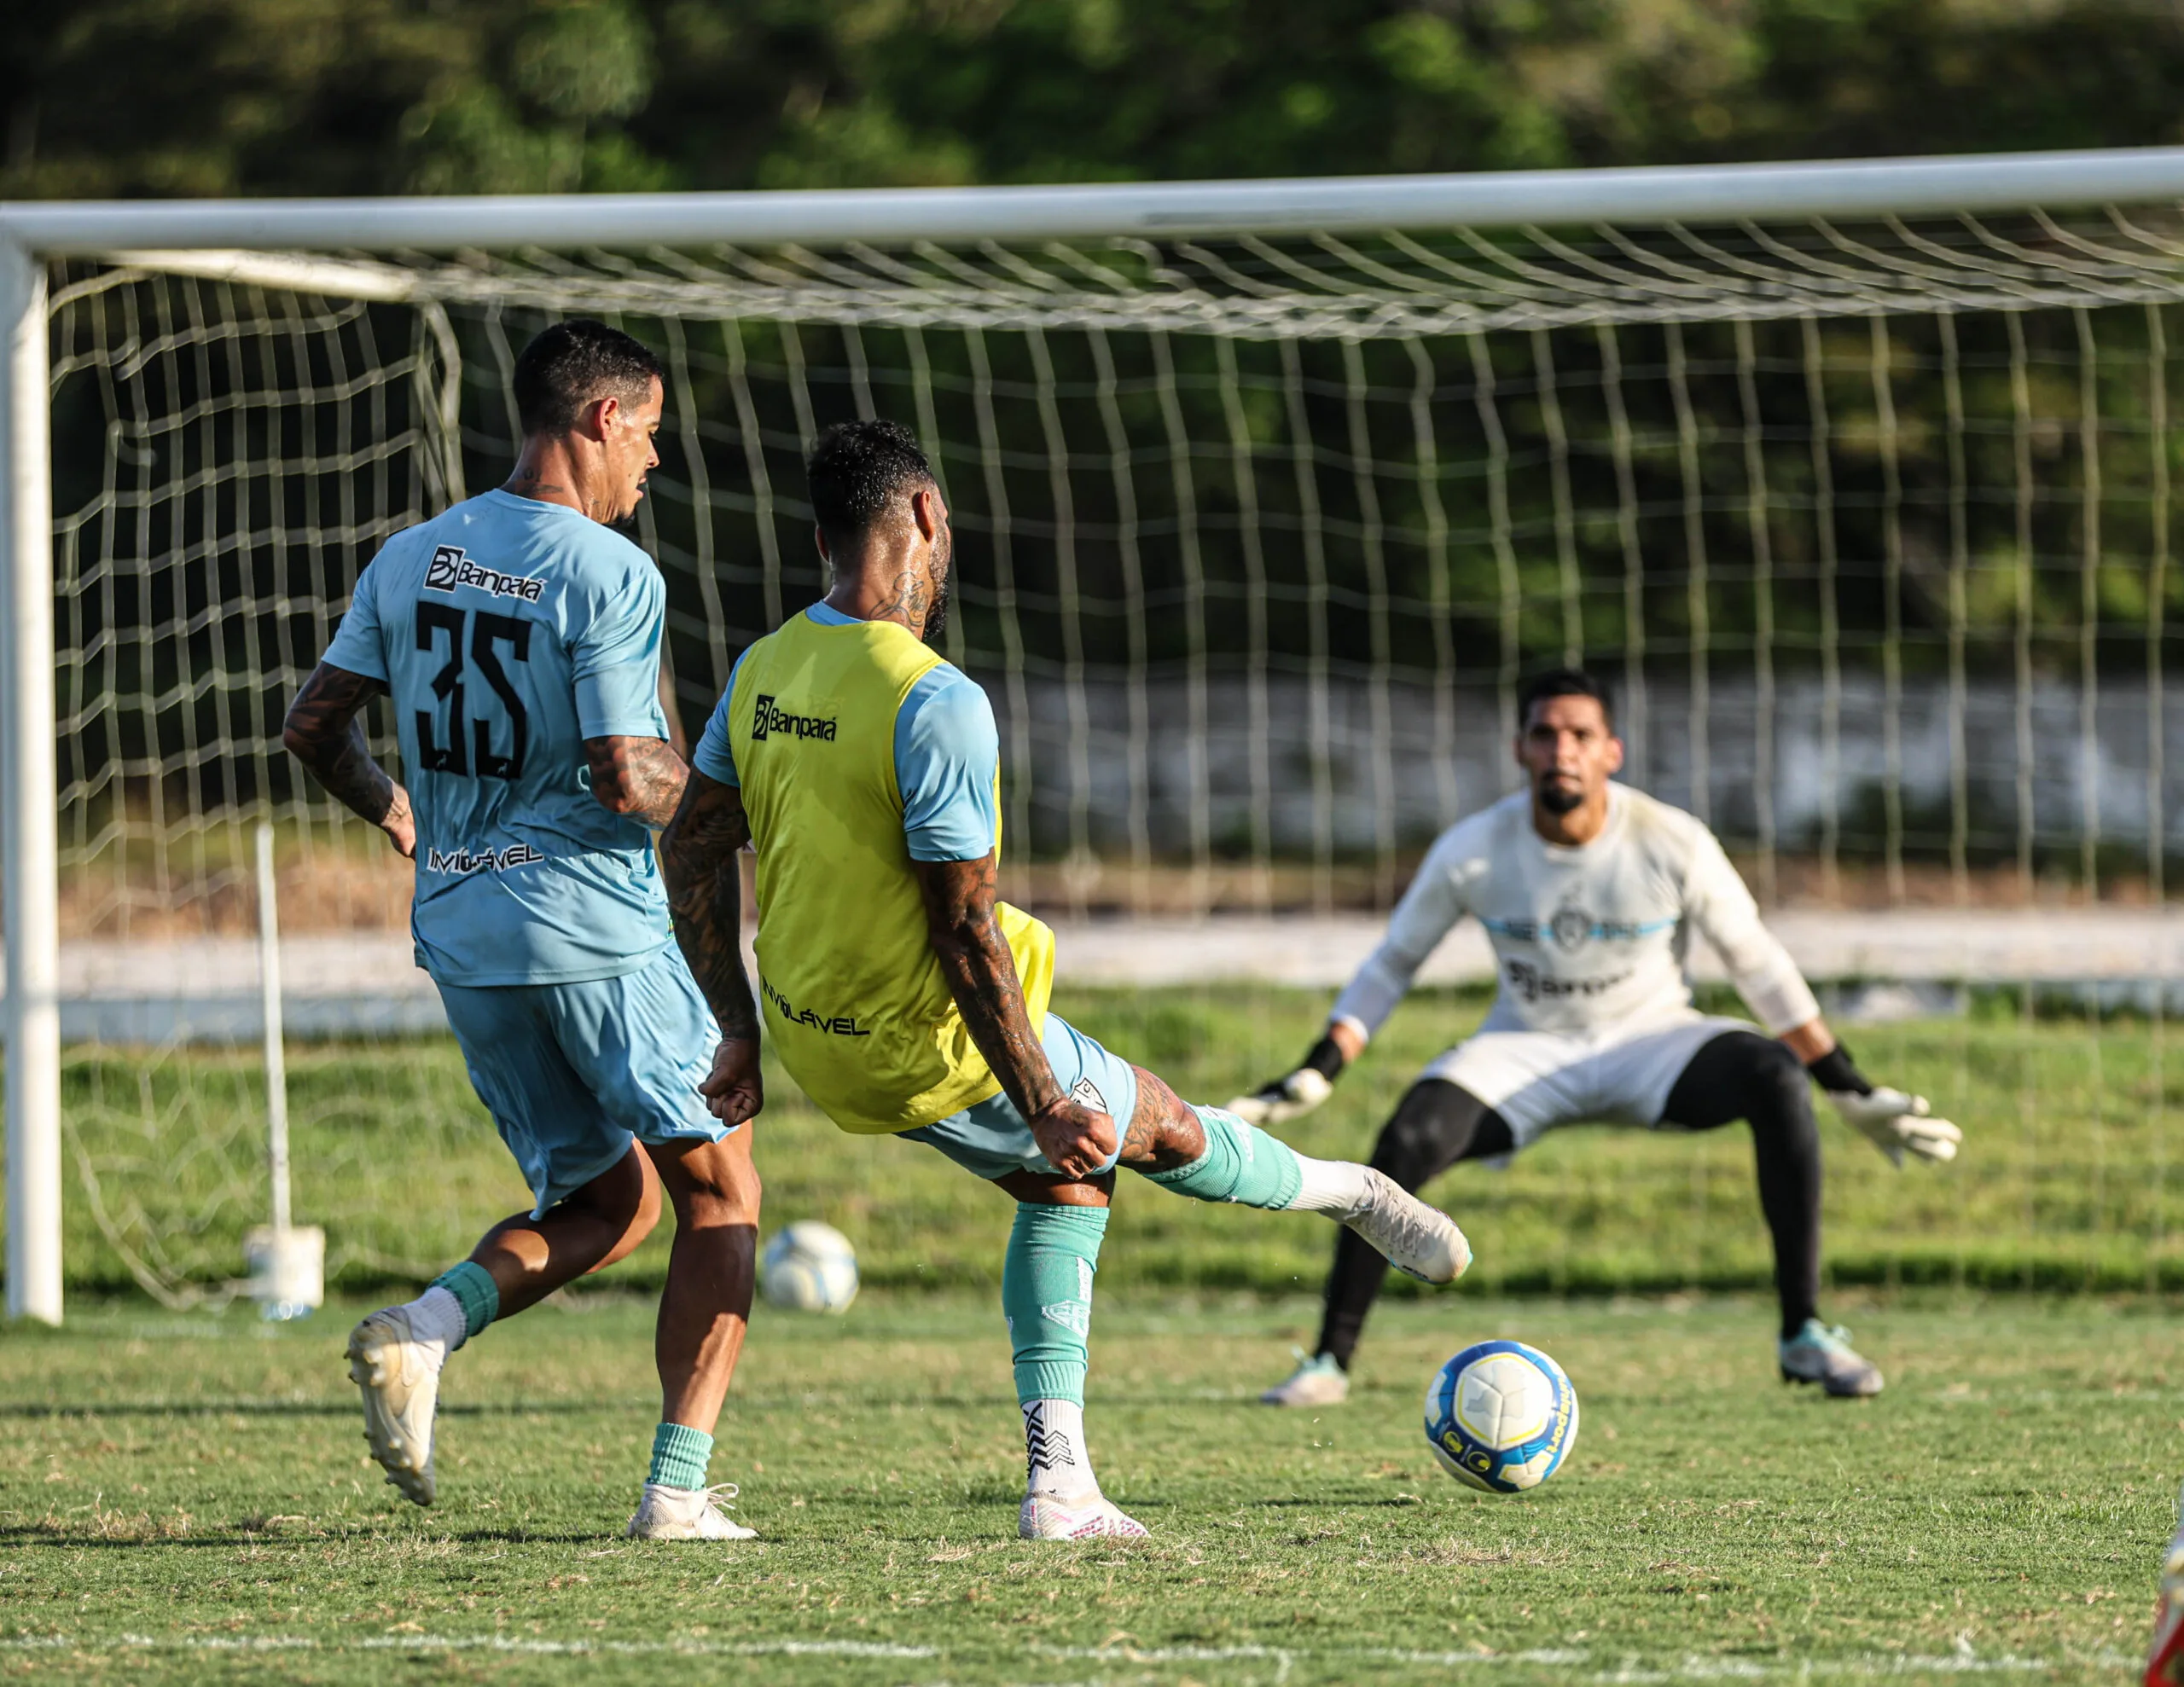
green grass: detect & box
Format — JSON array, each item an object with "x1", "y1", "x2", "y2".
[
  {"x1": 1, "y1": 1292, "x2": 2174, "y2": 1684},
  {"x1": 43, "y1": 985, "x2": 2184, "y2": 1301}
]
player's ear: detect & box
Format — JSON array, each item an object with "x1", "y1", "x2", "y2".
[
  {"x1": 1604, "y1": 733, "x2": 1626, "y2": 776},
  {"x1": 813, "y1": 524, "x2": 832, "y2": 567},
  {"x1": 910, "y1": 484, "x2": 943, "y2": 544},
  {"x1": 584, "y1": 391, "x2": 619, "y2": 442}
]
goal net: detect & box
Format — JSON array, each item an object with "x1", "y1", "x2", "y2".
[{"x1": 18, "y1": 155, "x2": 2184, "y2": 1310}]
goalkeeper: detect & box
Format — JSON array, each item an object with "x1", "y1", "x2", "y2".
[{"x1": 1240, "y1": 669, "x2": 1960, "y2": 1406}]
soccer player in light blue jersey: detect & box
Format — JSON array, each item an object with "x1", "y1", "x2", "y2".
[{"x1": 283, "y1": 321, "x2": 761, "y2": 1542}]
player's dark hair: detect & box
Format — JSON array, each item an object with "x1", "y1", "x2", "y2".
[
  {"x1": 511, "y1": 318, "x2": 664, "y2": 437},
  {"x1": 805, "y1": 419, "x2": 937, "y2": 547},
  {"x1": 1518, "y1": 667, "x2": 1614, "y2": 729}
]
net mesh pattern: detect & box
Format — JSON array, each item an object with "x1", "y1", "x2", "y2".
[{"x1": 36, "y1": 200, "x2": 2184, "y2": 1299}]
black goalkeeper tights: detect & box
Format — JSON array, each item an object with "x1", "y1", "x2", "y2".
[{"x1": 1314, "y1": 1029, "x2": 1823, "y2": 1366}]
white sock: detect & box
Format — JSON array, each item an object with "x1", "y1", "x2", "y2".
[
  {"x1": 1023, "y1": 1400, "x2": 1095, "y2": 1497},
  {"x1": 1286, "y1": 1155, "x2": 1372, "y2": 1216},
  {"x1": 397, "y1": 1284, "x2": 464, "y2": 1373}
]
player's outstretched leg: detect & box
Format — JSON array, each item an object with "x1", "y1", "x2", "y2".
[
  {"x1": 1658, "y1": 1031, "x2": 1882, "y2": 1398},
  {"x1": 1265, "y1": 1080, "x2": 1513, "y2": 1408},
  {"x1": 350, "y1": 1143, "x2": 661, "y2": 1505},
  {"x1": 1121, "y1": 1070, "x2": 1472, "y2": 1285},
  {"x1": 998, "y1": 1191, "x2": 1148, "y2": 1541},
  {"x1": 627, "y1": 1131, "x2": 762, "y2": 1541}
]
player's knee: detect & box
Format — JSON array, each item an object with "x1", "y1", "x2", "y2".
[
  {"x1": 1369, "y1": 1084, "x2": 1466, "y2": 1188},
  {"x1": 664, "y1": 1136, "x2": 762, "y2": 1227},
  {"x1": 1742, "y1": 1039, "x2": 1815, "y2": 1136}
]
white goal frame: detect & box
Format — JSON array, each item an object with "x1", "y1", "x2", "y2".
[{"x1": 9, "y1": 143, "x2": 2184, "y2": 1323}]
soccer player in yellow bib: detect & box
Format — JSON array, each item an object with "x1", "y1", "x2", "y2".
[{"x1": 660, "y1": 420, "x2": 1472, "y2": 1540}]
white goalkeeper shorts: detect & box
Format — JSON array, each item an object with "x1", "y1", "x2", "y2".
[{"x1": 1419, "y1": 1012, "x2": 1761, "y2": 1150}]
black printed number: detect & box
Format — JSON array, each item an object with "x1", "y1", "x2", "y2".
[{"x1": 414, "y1": 604, "x2": 532, "y2": 780}]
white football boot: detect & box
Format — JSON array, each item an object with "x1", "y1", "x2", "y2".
[
  {"x1": 1019, "y1": 1488, "x2": 1150, "y2": 1540},
  {"x1": 346, "y1": 1307, "x2": 441, "y2": 1505},
  {"x1": 626, "y1": 1481, "x2": 758, "y2": 1540},
  {"x1": 2145, "y1": 1486, "x2": 2184, "y2": 1685},
  {"x1": 1260, "y1": 1350, "x2": 1350, "y2": 1408},
  {"x1": 1338, "y1": 1168, "x2": 1472, "y2": 1284},
  {"x1": 1778, "y1": 1319, "x2": 1884, "y2": 1398}
]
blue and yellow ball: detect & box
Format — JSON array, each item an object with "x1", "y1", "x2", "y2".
[{"x1": 1424, "y1": 1339, "x2": 1579, "y2": 1493}]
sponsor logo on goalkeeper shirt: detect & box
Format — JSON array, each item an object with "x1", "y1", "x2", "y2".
[
  {"x1": 760, "y1": 974, "x2": 870, "y2": 1036},
  {"x1": 1482, "y1": 904, "x2": 1672, "y2": 953},
  {"x1": 1505, "y1": 958, "x2": 1635, "y2": 1004},
  {"x1": 427, "y1": 842, "x2": 546, "y2": 876},
  {"x1": 748, "y1": 694, "x2": 839, "y2": 743},
  {"x1": 423, "y1": 544, "x2": 546, "y2": 603}
]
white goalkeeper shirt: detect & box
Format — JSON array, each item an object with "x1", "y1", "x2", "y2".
[{"x1": 1331, "y1": 785, "x2": 1819, "y2": 1045}]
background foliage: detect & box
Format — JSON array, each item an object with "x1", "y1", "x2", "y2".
[{"x1": 8, "y1": 0, "x2": 2184, "y2": 202}]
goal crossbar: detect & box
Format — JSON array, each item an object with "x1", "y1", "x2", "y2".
[{"x1": 10, "y1": 145, "x2": 2184, "y2": 251}]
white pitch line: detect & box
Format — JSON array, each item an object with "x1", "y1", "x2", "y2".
[
  {"x1": 0, "y1": 1633, "x2": 2138, "y2": 1679},
  {"x1": 1027, "y1": 1643, "x2": 2139, "y2": 1680},
  {"x1": 0, "y1": 1634, "x2": 938, "y2": 1660}
]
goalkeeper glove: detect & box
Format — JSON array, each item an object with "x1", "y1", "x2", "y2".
[
  {"x1": 1226, "y1": 1035, "x2": 1349, "y2": 1127},
  {"x1": 1805, "y1": 1043, "x2": 1962, "y2": 1168}
]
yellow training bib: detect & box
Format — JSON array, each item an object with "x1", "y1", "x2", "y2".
[{"x1": 727, "y1": 610, "x2": 1054, "y2": 1133}]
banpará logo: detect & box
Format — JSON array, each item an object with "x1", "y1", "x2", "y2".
[
  {"x1": 423, "y1": 544, "x2": 546, "y2": 603},
  {"x1": 749, "y1": 693, "x2": 838, "y2": 743},
  {"x1": 1505, "y1": 959, "x2": 1635, "y2": 1005},
  {"x1": 759, "y1": 974, "x2": 870, "y2": 1036},
  {"x1": 427, "y1": 842, "x2": 546, "y2": 875}
]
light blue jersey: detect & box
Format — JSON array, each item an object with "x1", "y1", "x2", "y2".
[
  {"x1": 324, "y1": 489, "x2": 674, "y2": 986},
  {"x1": 691, "y1": 601, "x2": 999, "y2": 862}
]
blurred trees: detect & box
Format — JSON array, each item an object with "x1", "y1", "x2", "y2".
[{"x1": 7, "y1": 0, "x2": 2184, "y2": 200}]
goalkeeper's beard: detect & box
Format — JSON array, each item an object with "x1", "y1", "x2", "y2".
[{"x1": 1536, "y1": 775, "x2": 1584, "y2": 816}]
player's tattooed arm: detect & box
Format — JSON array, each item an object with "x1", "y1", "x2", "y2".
[
  {"x1": 913, "y1": 855, "x2": 1060, "y2": 1115},
  {"x1": 661, "y1": 770, "x2": 764, "y2": 1125},
  {"x1": 660, "y1": 770, "x2": 758, "y2": 1037},
  {"x1": 584, "y1": 734, "x2": 688, "y2": 829},
  {"x1": 914, "y1": 855, "x2": 1114, "y2": 1178},
  {"x1": 282, "y1": 662, "x2": 415, "y2": 858}
]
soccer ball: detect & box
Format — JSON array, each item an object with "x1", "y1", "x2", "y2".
[
  {"x1": 1423, "y1": 1340, "x2": 1579, "y2": 1493},
  {"x1": 761, "y1": 1220, "x2": 859, "y2": 1313}
]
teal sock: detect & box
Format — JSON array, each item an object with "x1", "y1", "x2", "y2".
[
  {"x1": 1002, "y1": 1203, "x2": 1109, "y2": 1406},
  {"x1": 430, "y1": 1261, "x2": 500, "y2": 1346},
  {"x1": 648, "y1": 1421, "x2": 714, "y2": 1491},
  {"x1": 1141, "y1": 1105, "x2": 1306, "y2": 1209}
]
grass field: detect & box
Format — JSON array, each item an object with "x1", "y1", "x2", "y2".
[
  {"x1": 49, "y1": 984, "x2": 2184, "y2": 1302},
  {"x1": 2, "y1": 1291, "x2": 2176, "y2": 1684}
]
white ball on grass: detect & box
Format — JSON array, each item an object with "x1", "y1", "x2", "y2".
[{"x1": 761, "y1": 1220, "x2": 859, "y2": 1313}]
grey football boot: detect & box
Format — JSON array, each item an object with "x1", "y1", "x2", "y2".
[{"x1": 1778, "y1": 1319, "x2": 1884, "y2": 1398}]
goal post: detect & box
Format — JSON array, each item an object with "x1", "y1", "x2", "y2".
[
  {"x1": 12, "y1": 145, "x2": 2184, "y2": 1320},
  {"x1": 3, "y1": 235, "x2": 59, "y2": 1325}
]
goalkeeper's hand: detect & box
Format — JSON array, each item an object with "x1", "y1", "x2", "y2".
[
  {"x1": 1827, "y1": 1087, "x2": 1961, "y2": 1167},
  {"x1": 1805, "y1": 1042, "x2": 1960, "y2": 1167},
  {"x1": 1225, "y1": 1035, "x2": 1348, "y2": 1127}
]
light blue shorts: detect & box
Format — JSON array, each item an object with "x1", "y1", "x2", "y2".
[
  {"x1": 902, "y1": 1014, "x2": 1140, "y2": 1182},
  {"x1": 435, "y1": 947, "x2": 732, "y2": 1217}
]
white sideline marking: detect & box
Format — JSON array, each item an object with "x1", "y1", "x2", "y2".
[
  {"x1": 1029, "y1": 1643, "x2": 2138, "y2": 1679},
  {"x1": 0, "y1": 1633, "x2": 2138, "y2": 1678},
  {"x1": 0, "y1": 1634, "x2": 936, "y2": 1660}
]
